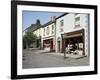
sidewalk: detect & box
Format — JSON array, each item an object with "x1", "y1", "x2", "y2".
[
  {"x1": 46, "y1": 52, "x2": 86, "y2": 59},
  {"x1": 23, "y1": 49, "x2": 89, "y2": 68},
  {"x1": 36, "y1": 49, "x2": 86, "y2": 59}
]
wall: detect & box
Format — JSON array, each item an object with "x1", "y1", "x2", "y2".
[
  {"x1": 41, "y1": 23, "x2": 55, "y2": 49},
  {"x1": 42, "y1": 23, "x2": 55, "y2": 38},
  {"x1": 56, "y1": 13, "x2": 88, "y2": 54},
  {"x1": 56, "y1": 14, "x2": 74, "y2": 52}
]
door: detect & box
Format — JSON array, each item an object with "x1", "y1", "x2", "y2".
[{"x1": 50, "y1": 39, "x2": 53, "y2": 50}]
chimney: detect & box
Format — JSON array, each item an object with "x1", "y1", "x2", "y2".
[{"x1": 51, "y1": 16, "x2": 56, "y2": 21}]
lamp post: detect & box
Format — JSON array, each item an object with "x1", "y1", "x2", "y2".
[
  {"x1": 62, "y1": 34, "x2": 67, "y2": 59},
  {"x1": 57, "y1": 37, "x2": 61, "y2": 52}
]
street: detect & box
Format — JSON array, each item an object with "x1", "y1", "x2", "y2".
[{"x1": 23, "y1": 49, "x2": 89, "y2": 69}]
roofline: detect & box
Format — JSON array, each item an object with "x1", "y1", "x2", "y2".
[
  {"x1": 42, "y1": 13, "x2": 68, "y2": 28},
  {"x1": 42, "y1": 21, "x2": 56, "y2": 28},
  {"x1": 23, "y1": 24, "x2": 42, "y2": 32},
  {"x1": 32, "y1": 26, "x2": 42, "y2": 32},
  {"x1": 56, "y1": 13, "x2": 68, "y2": 20},
  {"x1": 23, "y1": 13, "x2": 68, "y2": 32}
]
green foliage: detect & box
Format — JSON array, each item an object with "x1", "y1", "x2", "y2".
[{"x1": 23, "y1": 31, "x2": 37, "y2": 48}]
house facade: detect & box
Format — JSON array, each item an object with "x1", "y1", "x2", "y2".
[
  {"x1": 41, "y1": 16, "x2": 56, "y2": 51},
  {"x1": 55, "y1": 13, "x2": 89, "y2": 56},
  {"x1": 32, "y1": 28, "x2": 42, "y2": 48},
  {"x1": 23, "y1": 13, "x2": 89, "y2": 56},
  {"x1": 23, "y1": 20, "x2": 42, "y2": 48}
]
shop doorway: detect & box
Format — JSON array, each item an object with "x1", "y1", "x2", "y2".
[
  {"x1": 62, "y1": 29, "x2": 84, "y2": 55},
  {"x1": 43, "y1": 38, "x2": 54, "y2": 51},
  {"x1": 65, "y1": 36, "x2": 83, "y2": 51}
]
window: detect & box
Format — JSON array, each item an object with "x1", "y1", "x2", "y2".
[
  {"x1": 75, "y1": 24, "x2": 80, "y2": 28},
  {"x1": 51, "y1": 25, "x2": 54, "y2": 34},
  {"x1": 43, "y1": 28, "x2": 45, "y2": 36},
  {"x1": 60, "y1": 20, "x2": 64, "y2": 32},
  {"x1": 60, "y1": 20, "x2": 64, "y2": 26},
  {"x1": 75, "y1": 17, "x2": 80, "y2": 22},
  {"x1": 46, "y1": 27, "x2": 49, "y2": 35},
  {"x1": 75, "y1": 16, "x2": 80, "y2": 28},
  {"x1": 60, "y1": 28, "x2": 63, "y2": 32}
]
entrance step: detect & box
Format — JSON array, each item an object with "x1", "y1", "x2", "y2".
[{"x1": 65, "y1": 54, "x2": 85, "y2": 59}]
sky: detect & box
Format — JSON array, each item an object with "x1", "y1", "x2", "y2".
[{"x1": 22, "y1": 11, "x2": 63, "y2": 30}]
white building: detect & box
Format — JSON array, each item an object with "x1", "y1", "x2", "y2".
[
  {"x1": 23, "y1": 13, "x2": 89, "y2": 56},
  {"x1": 41, "y1": 16, "x2": 56, "y2": 51},
  {"x1": 55, "y1": 13, "x2": 89, "y2": 56}
]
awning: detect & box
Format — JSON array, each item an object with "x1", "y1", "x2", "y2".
[
  {"x1": 62, "y1": 29, "x2": 84, "y2": 39},
  {"x1": 63, "y1": 33, "x2": 83, "y2": 38}
]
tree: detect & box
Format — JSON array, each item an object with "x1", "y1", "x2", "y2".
[{"x1": 23, "y1": 31, "x2": 37, "y2": 49}]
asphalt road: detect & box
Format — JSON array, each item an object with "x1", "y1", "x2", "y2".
[{"x1": 23, "y1": 49, "x2": 89, "y2": 69}]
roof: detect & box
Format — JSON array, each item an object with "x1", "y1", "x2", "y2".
[
  {"x1": 56, "y1": 13, "x2": 68, "y2": 20},
  {"x1": 42, "y1": 20, "x2": 55, "y2": 27},
  {"x1": 23, "y1": 13, "x2": 68, "y2": 32},
  {"x1": 42, "y1": 13, "x2": 68, "y2": 28},
  {"x1": 23, "y1": 24, "x2": 35, "y2": 32},
  {"x1": 23, "y1": 24, "x2": 42, "y2": 32}
]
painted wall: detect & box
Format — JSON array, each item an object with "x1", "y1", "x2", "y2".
[
  {"x1": 56, "y1": 13, "x2": 75, "y2": 52},
  {"x1": 42, "y1": 23, "x2": 55, "y2": 38},
  {"x1": 41, "y1": 22, "x2": 56, "y2": 49},
  {"x1": 55, "y1": 13, "x2": 89, "y2": 56},
  {"x1": 33, "y1": 28, "x2": 41, "y2": 37}
]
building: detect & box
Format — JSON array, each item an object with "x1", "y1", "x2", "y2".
[
  {"x1": 32, "y1": 27, "x2": 42, "y2": 48},
  {"x1": 23, "y1": 20, "x2": 42, "y2": 48},
  {"x1": 23, "y1": 13, "x2": 89, "y2": 56},
  {"x1": 41, "y1": 16, "x2": 56, "y2": 51},
  {"x1": 55, "y1": 13, "x2": 89, "y2": 56}
]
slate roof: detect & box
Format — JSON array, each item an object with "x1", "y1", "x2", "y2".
[
  {"x1": 42, "y1": 20, "x2": 56, "y2": 28},
  {"x1": 24, "y1": 24, "x2": 42, "y2": 32},
  {"x1": 56, "y1": 13, "x2": 68, "y2": 20},
  {"x1": 23, "y1": 13, "x2": 68, "y2": 32}
]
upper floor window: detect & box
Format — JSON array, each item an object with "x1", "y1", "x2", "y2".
[
  {"x1": 75, "y1": 24, "x2": 80, "y2": 28},
  {"x1": 75, "y1": 17, "x2": 80, "y2": 22},
  {"x1": 43, "y1": 28, "x2": 45, "y2": 36},
  {"x1": 46, "y1": 27, "x2": 50, "y2": 35},
  {"x1": 60, "y1": 19, "x2": 64, "y2": 32},
  {"x1": 60, "y1": 20, "x2": 64, "y2": 26},
  {"x1": 51, "y1": 25, "x2": 54, "y2": 34},
  {"x1": 74, "y1": 16, "x2": 80, "y2": 28}
]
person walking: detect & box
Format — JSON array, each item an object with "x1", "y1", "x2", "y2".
[{"x1": 64, "y1": 47, "x2": 66, "y2": 59}]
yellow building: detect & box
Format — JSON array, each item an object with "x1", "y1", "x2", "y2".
[{"x1": 32, "y1": 27, "x2": 42, "y2": 48}]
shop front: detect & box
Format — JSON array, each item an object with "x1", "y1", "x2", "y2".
[
  {"x1": 43, "y1": 38, "x2": 54, "y2": 52},
  {"x1": 61, "y1": 29, "x2": 85, "y2": 56}
]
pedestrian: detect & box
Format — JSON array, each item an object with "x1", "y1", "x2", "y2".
[
  {"x1": 64, "y1": 47, "x2": 67, "y2": 59},
  {"x1": 66, "y1": 47, "x2": 70, "y2": 54}
]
